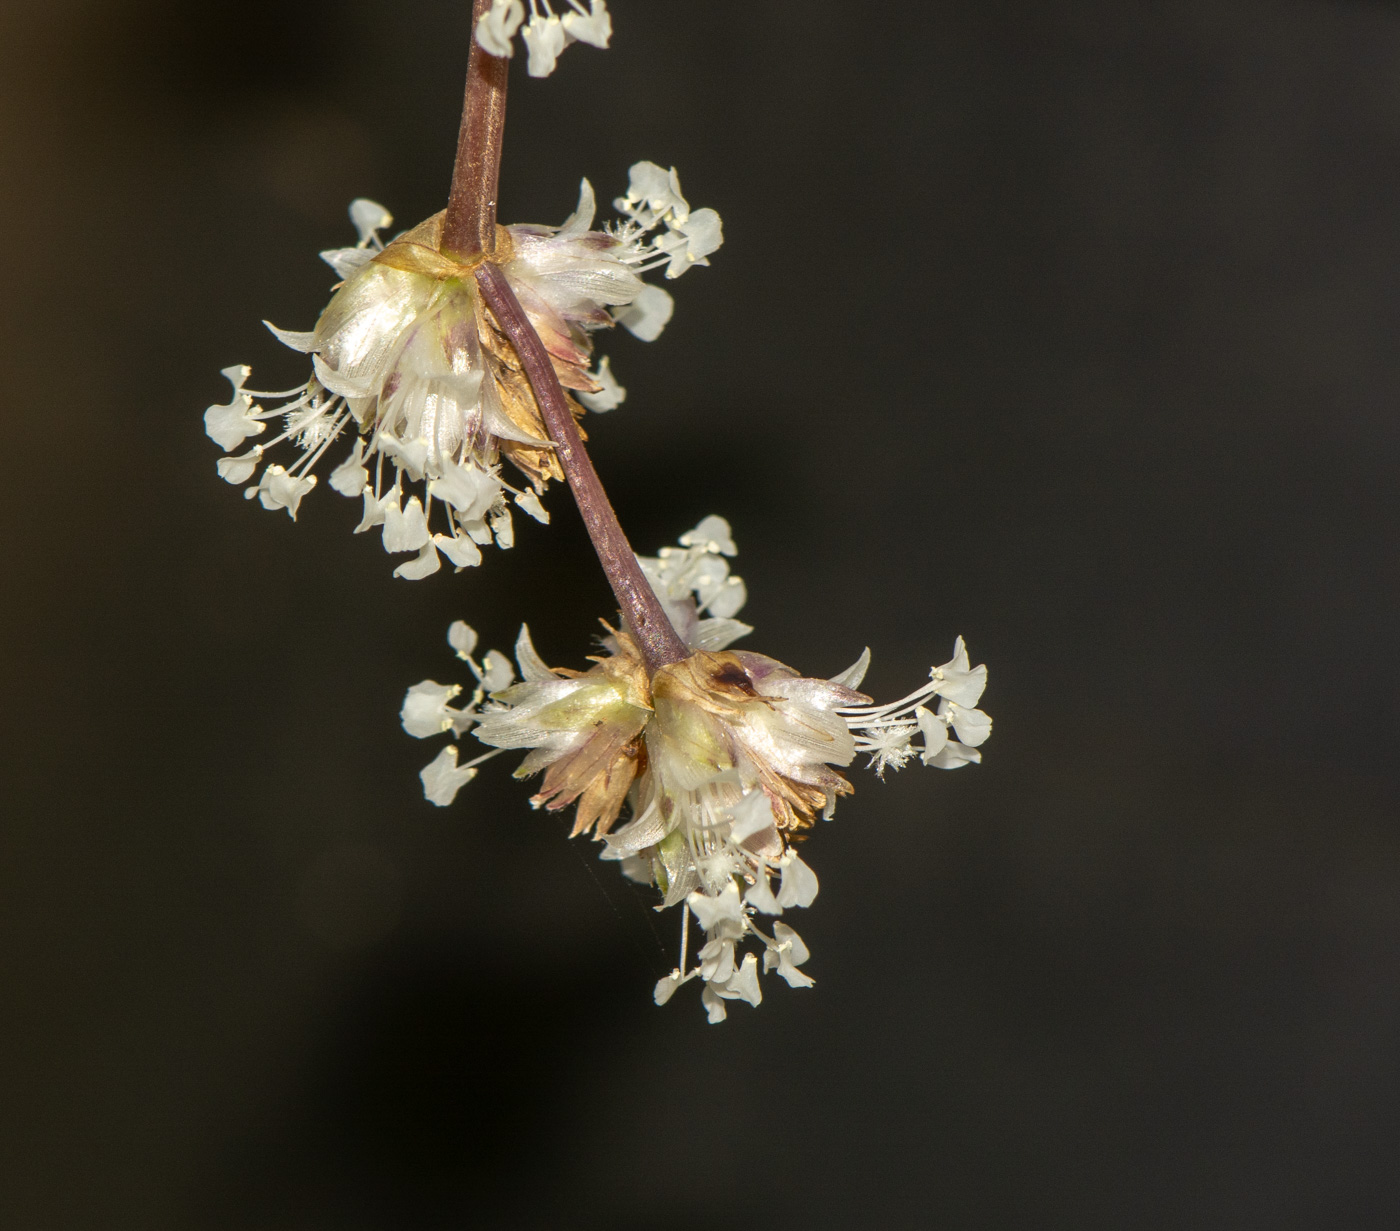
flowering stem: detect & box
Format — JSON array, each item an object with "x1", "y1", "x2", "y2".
[
  {"x1": 444, "y1": 4, "x2": 687, "y2": 671},
  {"x1": 474, "y1": 262, "x2": 689, "y2": 671},
  {"x1": 441, "y1": 0, "x2": 509, "y2": 259}
]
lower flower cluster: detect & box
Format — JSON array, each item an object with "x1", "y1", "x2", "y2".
[{"x1": 400, "y1": 517, "x2": 992, "y2": 1019}]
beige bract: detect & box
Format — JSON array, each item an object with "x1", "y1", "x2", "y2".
[
  {"x1": 204, "y1": 168, "x2": 720, "y2": 579},
  {"x1": 401, "y1": 518, "x2": 993, "y2": 1021}
]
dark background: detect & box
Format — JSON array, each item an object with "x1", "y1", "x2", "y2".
[{"x1": 4, "y1": 0, "x2": 1400, "y2": 1226}]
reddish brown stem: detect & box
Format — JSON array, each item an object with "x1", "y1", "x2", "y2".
[
  {"x1": 441, "y1": 0, "x2": 509, "y2": 259},
  {"x1": 444, "y1": 3, "x2": 687, "y2": 671},
  {"x1": 474, "y1": 263, "x2": 689, "y2": 671}
]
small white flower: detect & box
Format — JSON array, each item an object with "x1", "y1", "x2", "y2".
[
  {"x1": 397, "y1": 528, "x2": 989, "y2": 1022},
  {"x1": 576, "y1": 355, "x2": 625, "y2": 411},
  {"x1": 448, "y1": 620, "x2": 479, "y2": 660},
  {"x1": 476, "y1": 0, "x2": 611, "y2": 75},
  {"x1": 776, "y1": 852, "x2": 819, "y2": 910},
  {"x1": 637, "y1": 515, "x2": 753, "y2": 651},
  {"x1": 420, "y1": 745, "x2": 479, "y2": 807},
  {"x1": 476, "y1": 0, "x2": 524, "y2": 56},
  {"x1": 839, "y1": 637, "x2": 993, "y2": 774},
  {"x1": 937, "y1": 696, "x2": 993, "y2": 747},
  {"x1": 688, "y1": 881, "x2": 744, "y2": 931},
  {"x1": 248, "y1": 465, "x2": 316, "y2": 519},
  {"x1": 614, "y1": 284, "x2": 674, "y2": 342},
  {"x1": 401, "y1": 681, "x2": 471, "y2": 739},
  {"x1": 206, "y1": 177, "x2": 719, "y2": 576},
  {"x1": 393, "y1": 540, "x2": 442, "y2": 580},
  {"x1": 514, "y1": 489, "x2": 550, "y2": 524},
  {"x1": 561, "y1": 0, "x2": 611, "y2": 47},
  {"x1": 930, "y1": 636, "x2": 988, "y2": 707},
  {"x1": 521, "y1": 11, "x2": 567, "y2": 77},
  {"x1": 679, "y1": 515, "x2": 738, "y2": 557},
  {"x1": 328, "y1": 439, "x2": 369, "y2": 496},
  {"x1": 652, "y1": 207, "x2": 724, "y2": 278},
  {"x1": 763, "y1": 922, "x2": 815, "y2": 989},
  {"x1": 744, "y1": 869, "x2": 782, "y2": 915},
  {"x1": 203, "y1": 366, "x2": 264, "y2": 451},
  {"x1": 654, "y1": 970, "x2": 683, "y2": 1006},
  {"x1": 615, "y1": 162, "x2": 690, "y2": 229},
  {"x1": 382, "y1": 494, "x2": 431, "y2": 553},
  {"x1": 715, "y1": 952, "x2": 763, "y2": 1008}
]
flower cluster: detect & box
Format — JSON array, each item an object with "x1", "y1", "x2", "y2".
[
  {"x1": 400, "y1": 518, "x2": 993, "y2": 1020},
  {"x1": 476, "y1": 0, "x2": 612, "y2": 78},
  {"x1": 203, "y1": 167, "x2": 721, "y2": 579}
]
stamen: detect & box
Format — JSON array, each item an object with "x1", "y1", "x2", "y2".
[{"x1": 243, "y1": 381, "x2": 314, "y2": 399}]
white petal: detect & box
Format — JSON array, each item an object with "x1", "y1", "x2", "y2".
[
  {"x1": 678, "y1": 514, "x2": 737, "y2": 556},
  {"x1": 777, "y1": 953, "x2": 814, "y2": 989},
  {"x1": 830, "y1": 647, "x2": 871, "y2": 690},
  {"x1": 448, "y1": 621, "x2": 479, "y2": 660},
  {"x1": 618, "y1": 161, "x2": 689, "y2": 226},
  {"x1": 379, "y1": 435, "x2": 429, "y2": 483},
  {"x1": 354, "y1": 489, "x2": 392, "y2": 532},
  {"x1": 576, "y1": 355, "x2": 626, "y2": 412},
  {"x1": 349, "y1": 198, "x2": 393, "y2": 245},
  {"x1": 701, "y1": 984, "x2": 727, "y2": 1024},
  {"x1": 662, "y1": 208, "x2": 724, "y2": 278},
  {"x1": 514, "y1": 624, "x2": 556, "y2": 683},
  {"x1": 256, "y1": 465, "x2": 316, "y2": 519},
  {"x1": 940, "y1": 699, "x2": 992, "y2": 748},
  {"x1": 393, "y1": 539, "x2": 441, "y2": 580},
  {"x1": 420, "y1": 744, "x2": 477, "y2": 807},
  {"x1": 461, "y1": 516, "x2": 494, "y2": 545},
  {"x1": 704, "y1": 577, "x2": 747, "y2": 620},
  {"x1": 654, "y1": 971, "x2": 683, "y2": 1006},
  {"x1": 744, "y1": 872, "x2": 782, "y2": 916},
  {"x1": 687, "y1": 882, "x2": 744, "y2": 931},
  {"x1": 776, "y1": 853, "x2": 819, "y2": 910},
  {"x1": 729, "y1": 792, "x2": 778, "y2": 844},
  {"x1": 924, "y1": 740, "x2": 982, "y2": 770},
  {"x1": 475, "y1": 0, "x2": 524, "y2": 56},
  {"x1": 204, "y1": 390, "x2": 265, "y2": 452},
  {"x1": 328, "y1": 440, "x2": 369, "y2": 496},
  {"x1": 514, "y1": 490, "x2": 550, "y2": 524},
  {"x1": 772, "y1": 921, "x2": 810, "y2": 967},
  {"x1": 434, "y1": 532, "x2": 483, "y2": 570},
  {"x1": 719, "y1": 953, "x2": 762, "y2": 1006},
  {"x1": 522, "y1": 13, "x2": 566, "y2": 76},
  {"x1": 429, "y1": 462, "x2": 499, "y2": 521},
  {"x1": 561, "y1": 0, "x2": 611, "y2": 48},
  {"x1": 699, "y1": 937, "x2": 736, "y2": 985},
  {"x1": 481, "y1": 649, "x2": 515, "y2": 693},
  {"x1": 490, "y1": 503, "x2": 515, "y2": 549},
  {"x1": 916, "y1": 705, "x2": 949, "y2": 763},
  {"x1": 382, "y1": 494, "x2": 430, "y2": 553},
  {"x1": 216, "y1": 451, "x2": 261, "y2": 485},
  {"x1": 932, "y1": 636, "x2": 987, "y2": 707},
  {"x1": 615, "y1": 284, "x2": 674, "y2": 342},
  {"x1": 401, "y1": 680, "x2": 462, "y2": 738}
]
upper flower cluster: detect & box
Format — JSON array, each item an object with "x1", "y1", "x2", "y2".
[
  {"x1": 476, "y1": 0, "x2": 612, "y2": 78},
  {"x1": 204, "y1": 167, "x2": 721, "y2": 579},
  {"x1": 400, "y1": 517, "x2": 992, "y2": 1020}
]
